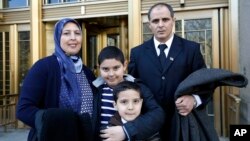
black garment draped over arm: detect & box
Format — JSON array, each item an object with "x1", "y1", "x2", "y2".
[{"x1": 172, "y1": 68, "x2": 248, "y2": 141}]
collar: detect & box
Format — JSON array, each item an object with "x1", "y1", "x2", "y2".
[
  {"x1": 92, "y1": 74, "x2": 136, "y2": 88},
  {"x1": 121, "y1": 118, "x2": 127, "y2": 124},
  {"x1": 153, "y1": 34, "x2": 174, "y2": 51}
]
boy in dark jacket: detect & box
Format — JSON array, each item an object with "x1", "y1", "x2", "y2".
[{"x1": 109, "y1": 81, "x2": 160, "y2": 141}]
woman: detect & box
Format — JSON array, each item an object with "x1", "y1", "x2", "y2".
[{"x1": 16, "y1": 18, "x2": 96, "y2": 141}]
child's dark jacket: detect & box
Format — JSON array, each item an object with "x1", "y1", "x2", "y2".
[{"x1": 92, "y1": 74, "x2": 165, "y2": 140}]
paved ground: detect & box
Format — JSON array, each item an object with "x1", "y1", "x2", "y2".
[
  {"x1": 220, "y1": 137, "x2": 229, "y2": 141},
  {"x1": 0, "y1": 127, "x2": 229, "y2": 141},
  {"x1": 0, "y1": 127, "x2": 29, "y2": 141}
]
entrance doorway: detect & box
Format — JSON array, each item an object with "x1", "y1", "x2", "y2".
[
  {"x1": 82, "y1": 16, "x2": 128, "y2": 75},
  {"x1": 0, "y1": 30, "x2": 11, "y2": 96},
  {"x1": 0, "y1": 24, "x2": 30, "y2": 128}
]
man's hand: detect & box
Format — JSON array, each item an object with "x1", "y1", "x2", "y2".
[
  {"x1": 100, "y1": 126, "x2": 126, "y2": 141},
  {"x1": 175, "y1": 95, "x2": 196, "y2": 116}
]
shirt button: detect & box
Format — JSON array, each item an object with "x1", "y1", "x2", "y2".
[{"x1": 162, "y1": 76, "x2": 165, "y2": 80}]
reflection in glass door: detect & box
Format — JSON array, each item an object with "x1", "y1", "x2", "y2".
[
  {"x1": 175, "y1": 19, "x2": 212, "y2": 68},
  {"x1": 107, "y1": 34, "x2": 120, "y2": 47},
  {"x1": 18, "y1": 31, "x2": 30, "y2": 88},
  {"x1": 86, "y1": 35, "x2": 97, "y2": 75}
]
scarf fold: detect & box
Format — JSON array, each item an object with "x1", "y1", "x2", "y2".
[{"x1": 70, "y1": 55, "x2": 83, "y2": 73}]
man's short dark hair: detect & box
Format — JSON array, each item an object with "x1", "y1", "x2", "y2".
[
  {"x1": 113, "y1": 81, "x2": 142, "y2": 102},
  {"x1": 148, "y1": 3, "x2": 174, "y2": 20}
]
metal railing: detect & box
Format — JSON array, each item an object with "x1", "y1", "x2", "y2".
[
  {"x1": 0, "y1": 94, "x2": 19, "y2": 131},
  {"x1": 227, "y1": 93, "x2": 241, "y2": 125}
]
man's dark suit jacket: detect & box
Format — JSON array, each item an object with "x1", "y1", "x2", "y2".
[{"x1": 128, "y1": 35, "x2": 207, "y2": 140}]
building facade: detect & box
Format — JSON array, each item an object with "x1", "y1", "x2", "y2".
[{"x1": 0, "y1": 0, "x2": 249, "y2": 137}]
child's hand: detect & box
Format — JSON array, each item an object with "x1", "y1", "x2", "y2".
[{"x1": 100, "y1": 126, "x2": 126, "y2": 141}]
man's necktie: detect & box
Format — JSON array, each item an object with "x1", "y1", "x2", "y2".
[{"x1": 158, "y1": 44, "x2": 168, "y2": 68}]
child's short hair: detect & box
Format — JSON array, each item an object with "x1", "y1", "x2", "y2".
[
  {"x1": 98, "y1": 46, "x2": 125, "y2": 65},
  {"x1": 113, "y1": 81, "x2": 142, "y2": 102}
]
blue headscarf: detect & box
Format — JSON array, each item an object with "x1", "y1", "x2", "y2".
[{"x1": 53, "y1": 18, "x2": 82, "y2": 112}]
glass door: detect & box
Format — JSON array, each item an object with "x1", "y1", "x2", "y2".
[
  {"x1": 85, "y1": 25, "x2": 126, "y2": 76},
  {"x1": 0, "y1": 31, "x2": 10, "y2": 96},
  {"x1": 0, "y1": 25, "x2": 31, "y2": 128}
]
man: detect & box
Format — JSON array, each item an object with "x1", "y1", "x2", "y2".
[{"x1": 128, "y1": 3, "x2": 210, "y2": 140}]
